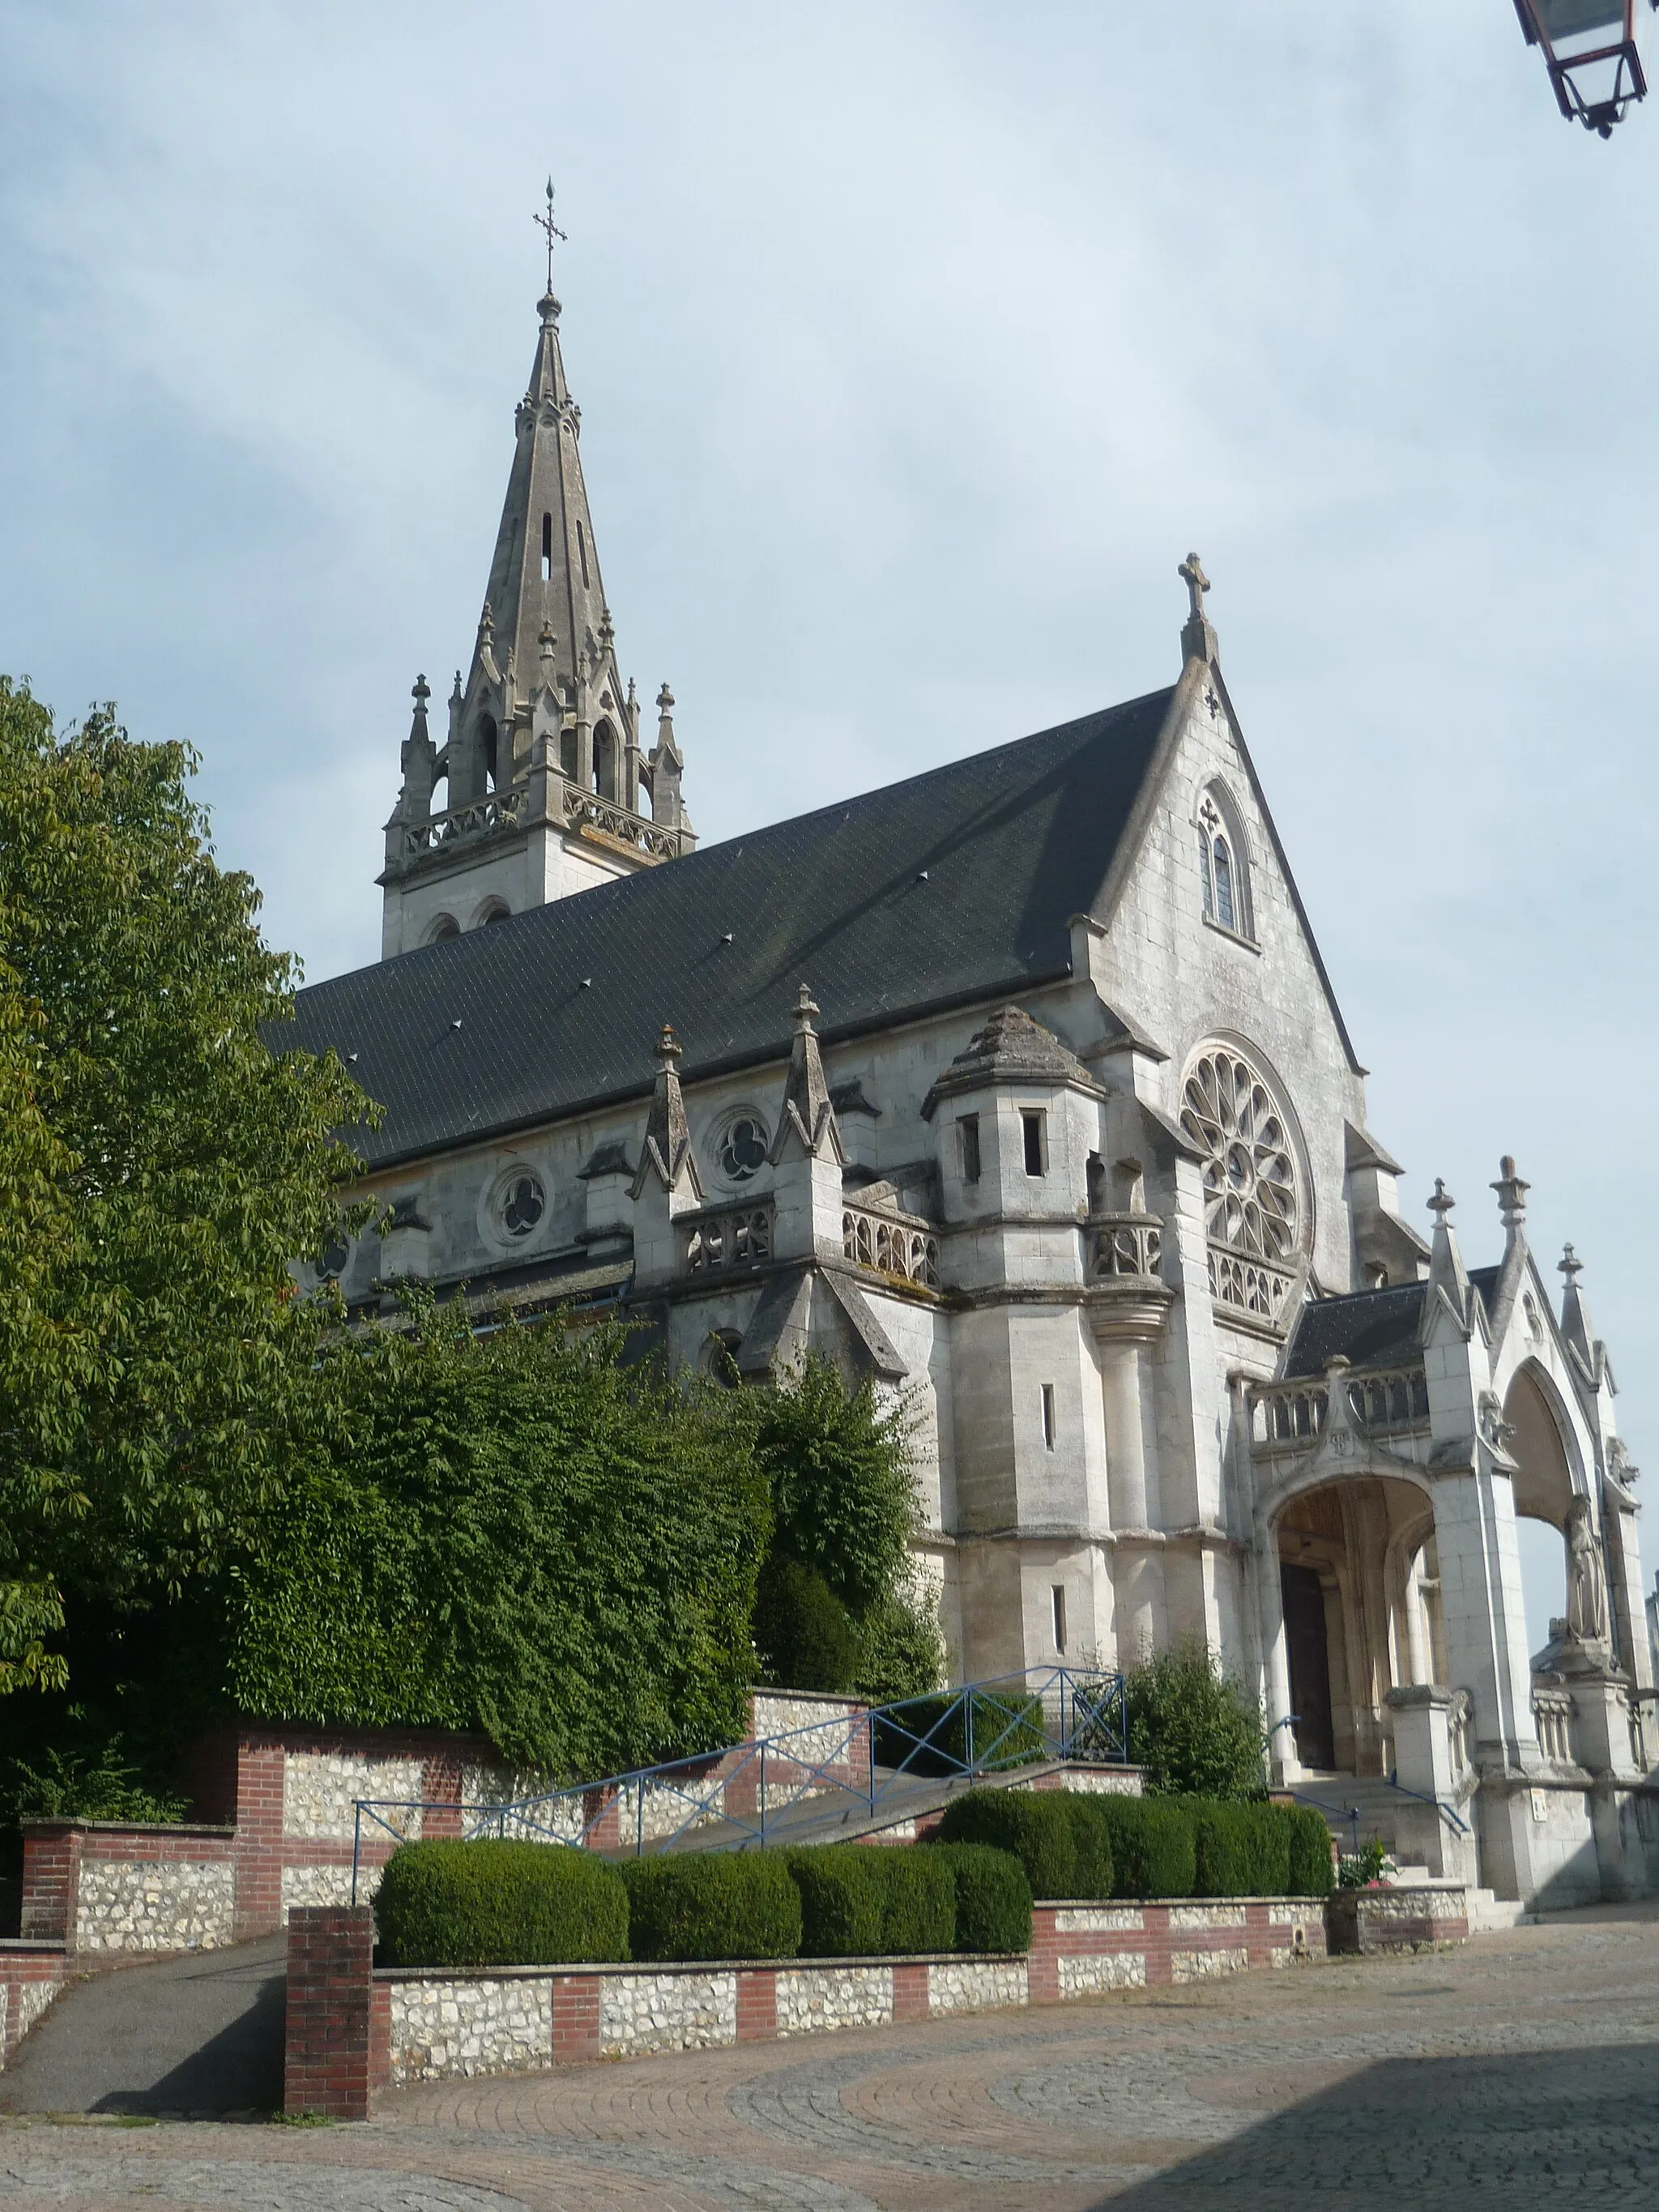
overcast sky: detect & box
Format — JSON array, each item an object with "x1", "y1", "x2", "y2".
[{"x1": 3, "y1": 3, "x2": 1655, "y2": 1652}]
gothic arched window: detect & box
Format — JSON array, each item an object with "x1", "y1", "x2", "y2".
[
  {"x1": 594, "y1": 722, "x2": 617, "y2": 802},
  {"x1": 477, "y1": 712, "x2": 499, "y2": 792},
  {"x1": 1196, "y1": 785, "x2": 1253, "y2": 941}
]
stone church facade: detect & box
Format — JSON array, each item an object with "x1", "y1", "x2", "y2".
[{"x1": 288, "y1": 279, "x2": 1658, "y2": 1907}]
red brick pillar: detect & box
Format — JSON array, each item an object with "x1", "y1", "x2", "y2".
[
  {"x1": 285, "y1": 1905, "x2": 382, "y2": 2118},
  {"x1": 19, "y1": 1822, "x2": 80, "y2": 1945},
  {"x1": 233, "y1": 1737, "x2": 287, "y2": 1940}
]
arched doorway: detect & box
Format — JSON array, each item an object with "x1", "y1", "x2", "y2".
[
  {"x1": 1275, "y1": 1473, "x2": 1435, "y2": 1775},
  {"x1": 1504, "y1": 1361, "x2": 1579, "y2": 1659}
]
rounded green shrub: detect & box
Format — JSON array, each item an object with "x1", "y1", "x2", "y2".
[
  {"x1": 621, "y1": 1851, "x2": 801, "y2": 1961},
  {"x1": 1183, "y1": 1801, "x2": 1293, "y2": 1897},
  {"x1": 1286, "y1": 1804, "x2": 1336, "y2": 1896},
  {"x1": 786, "y1": 1845, "x2": 884, "y2": 1956},
  {"x1": 936, "y1": 1788, "x2": 1076, "y2": 1899},
  {"x1": 868, "y1": 1846, "x2": 955, "y2": 1954},
  {"x1": 1126, "y1": 1643, "x2": 1267, "y2": 1801},
  {"x1": 1089, "y1": 1794, "x2": 1197, "y2": 1899},
  {"x1": 753, "y1": 1558, "x2": 860, "y2": 1694},
  {"x1": 1060, "y1": 1796, "x2": 1117, "y2": 1900},
  {"x1": 374, "y1": 1839, "x2": 629, "y2": 1968},
  {"x1": 923, "y1": 1842, "x2": 1032, "y2": 1953}
]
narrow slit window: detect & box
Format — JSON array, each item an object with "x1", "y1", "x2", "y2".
[
  {"x1": 577, "y1": 519, "x2": 591, "y2": 588},
  {"x1": 540, "y1": 513, "x2": 552, "y2": 582},
  {"x1": 959, "y1": 1114, "x2": 981, "y2": 1185},
  {"x1": 1041, "y1": 1383, "x2": 1056, "y2": 1451},
  {"x1": 1051, "y1": 1583, "x2": 1067, "y2": 1654},
  {"x1": 1198, "y1": 828, "x2": 1214, "y2": 918},
  {"x1": 1021, "y1": 1109, "x2": 1045, "y2": 1178}
]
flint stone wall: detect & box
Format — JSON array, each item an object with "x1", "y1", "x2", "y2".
[
  {"x1": 74, "y1": 1859, "x2": 235, "y2": 1953},
  {"x1": 282, "y1": 1753, "x2": 424, "y2": 1842},
  {"x1": 774, "y1": 1966, "x2": 893, "y2": 2035},
  {"x1": 390, "y1": 1977, "x2": 553, "y2": 2082},
  {"x1": 1171, "y1": 1945, "x2": 1252, "y2": 1983},
  {"x1": 600, "y1": 1971, "x2": 737, "y2": 2056},
  {"x1": 1059, "y1": 1950, "x2": 1146, "y2": 1995},
  {"x1": 925, "y1": 1958, "x2": 1028, "y2": 2014}
]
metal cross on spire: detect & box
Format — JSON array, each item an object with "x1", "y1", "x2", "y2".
[{"x1": 535, "y1": 177, "x2": 567, "y2": 294}]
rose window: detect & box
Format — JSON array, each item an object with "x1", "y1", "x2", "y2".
[
  {"x1": 718, "y1": 1113, "x2": 769, "y2": 1184},
  {"x1": 1179, "y1": 1049, "x2": 1299, "y2": 1319},
  {"x1": 499, "y1": 1171, "x2": 545, "y2": 1238}
]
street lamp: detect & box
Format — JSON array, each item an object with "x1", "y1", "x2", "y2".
[{"x1": 1514, "y1": 0, "x2": 1659, "y2": 134}]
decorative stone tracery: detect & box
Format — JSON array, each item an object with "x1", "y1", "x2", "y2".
[{"x1": 1179, "y1": 1045, "x2": 1299, "y2": 1325}]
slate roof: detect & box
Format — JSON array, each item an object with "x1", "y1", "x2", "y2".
[
  {"x1": 1283, "y1": 1264, "x2": 1503, "y2": 1376},
  {"x1": 283, "y1": 687, "x2": 1176, "y2": 1170}
]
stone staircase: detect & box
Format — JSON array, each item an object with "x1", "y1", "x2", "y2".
[{"x1": 1293, "y1": 1771, "x2": 1533, "y2": 1933}]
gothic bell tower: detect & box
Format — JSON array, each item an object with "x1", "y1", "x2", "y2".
[{"x1": 379, "y1": 211, "x2": 694, "y2": 959}]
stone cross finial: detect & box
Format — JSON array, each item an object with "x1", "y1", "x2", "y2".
[
  {"x1": 412, "y1": 673, "x2": 430, "y2": 710},
  {"x1": 1427, "y1": 1178, "x2": 1455, "y2": 1224},
  {"x1": 1559, "y1": 1242, "x2": 1583, "y2": 1283},
  {"x1": 655, "y1": 1021, "x2": 681, "y2": 1069},
  {"x1": 794, "y1": 982, "x2": 820, "y2": 1030},
  {"x1": 450, "y1": 670, "x2": 463, "y2": 704},
  {"x1": 1492, "y1": 1154, "x2": 1529, "y2": 1234},
  {"x1": 1179, "y1": 552, "x2": 1211, "y2": 622}
]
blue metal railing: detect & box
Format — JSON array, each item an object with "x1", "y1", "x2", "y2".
[
  {"x1": 1289, "y1": 1774, "x2": 1470, "y2": 1860},
  {"x1": 348, "y1": 1663, "x2": 1127, "y2": 1903}
]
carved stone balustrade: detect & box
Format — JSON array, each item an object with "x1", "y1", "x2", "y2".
[
  {"x1": 1086, "y1": 1212, "x2": 1163, "y2": 1283},
  {"x1": 405, "y1": 788, "x2": 526, "y2": 856},
  {"x1": 563, "y1": 785, "x2": 690, "y2": 860},
  {"x1": 1250, "y1": 1380, "x2": 1329, "y2": 1451},
  {"x1": 1209, "y1": 1242, "x2": 1295, "y2": 1329},
  {"x1": 684, "y1": 1206, "x2": 772, "y2": 1276},
  {"x1": 841, "y1": 1203, "x2": 939, "y2": 1291},
  {"x1": 1249, "y1": 1362, "x2": 1433, "y2": 1470}
]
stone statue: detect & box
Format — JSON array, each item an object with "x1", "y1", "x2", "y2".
[{"x1": 1566, "y1": 1497, "x2": 1610, "y2": 1645}]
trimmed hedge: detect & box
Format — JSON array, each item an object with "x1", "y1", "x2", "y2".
[
  {"x1": 874, "y1": 1691, "x2": 1047, "y2": 1779},
  {"x1": 1180, "y1": 1800, "x2": 1293, "y2": 1899},
  {"x1": 1285, "y1": 1804, "x2": 1336, "y2": 1897},
  {"x1": 1061, "y1": 1796, "x2": 1116, "y2": 1901},
  {"x1": 374, "y1": 1839, "x2": 629, "y2": 1968},
  {"x1": 936, "y1": 1788, "x2": 1077, "y2": 1899},
  {"x1": 924, "y1": 1842, "x2": 1032, "y2": 1953},
  {"x1": 621, "y1": 1851, "x2": 801, "y2": 1961},
  {"x1": 1089, "y1": 1794, "x2": 1197, "y2": 1900},
  {"x1": 786, "y1": 1844, "x2": 957, "y2": 1956}
]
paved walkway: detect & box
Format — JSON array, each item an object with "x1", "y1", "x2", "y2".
[{"x1": 2, "y1": 1905, "x2": 1657, "y2": 2208}]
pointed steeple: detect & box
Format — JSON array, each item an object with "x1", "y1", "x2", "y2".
[
  {"x1": 772, "y1": 986, "x2": 847, "y2": 1165},
  {"x1": 1420, "y1": 1177, "x2": 1472, "y2": 1338},
  {"x1": 630, "y1": 1024, "x2": 704, "y2": 1201},
  {"x1": 1558, "y1": 1242, "x2": 1596, "y2": 1367}
]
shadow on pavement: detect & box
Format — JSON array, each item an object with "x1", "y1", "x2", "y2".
[
  {"x1": 1090, "y1": 2039, "x2": 1659, "y2": 2206},
  {"x1": 0, "y1": 1937, "x2": 286, "y2": 2117}
]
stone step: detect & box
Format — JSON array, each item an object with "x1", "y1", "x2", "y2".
[{"x1": 1465, "y1": 1886, "x2": 1534, "y2": 1933}]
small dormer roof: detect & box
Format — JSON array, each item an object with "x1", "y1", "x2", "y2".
[{"x1": 921, "y1": 1004, "x2": 1104, "y2": 1119}]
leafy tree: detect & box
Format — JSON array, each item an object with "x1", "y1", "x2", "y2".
[
  {"x1": 1125, "y1": 1641, "x2": 1267, "y2": 1801},
  {"x1": 744, "y1": 1357, "x2": 940, "y2": 1702},
  {"x1": 227, "y1": 1298, "x2": 770, "y2": 1775},
  {"x1": 0, "y1": 680, "x2": 368, "y2": 1694}
]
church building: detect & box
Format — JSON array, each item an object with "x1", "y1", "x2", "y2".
[{"x1": 287, "y1": 272, "x2": 1658, "y2": 1908}]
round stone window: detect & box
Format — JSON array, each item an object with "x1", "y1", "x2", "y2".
[
  {"x1": 497, "y1": 1170, "x2": 546, "y2": 1239},
  {"x1": 717, "y1": 1112, "x2": 770, "y2": 1184},
  {"x1": 317, "y1": 1231, "x2": 350, "y2": 1281},
  {"x1": 1179, "y1": 1046, "x2": 1298, "y2": 1262}
]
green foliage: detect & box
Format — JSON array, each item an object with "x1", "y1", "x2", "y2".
[
  {"x1": 1337, "y1": 1837, "x2": 1393, "y2": 1890},
  {"x1": 1059, "y1": 1795, "x2": 1117, "y2": 1901},
  {"x1": 1286, "y1": 1805, "x2": 1337, "y2": 1897},
  {"x1": 870, "y1": 1846, "x2": 956, "y2": 1954},
  {"x1": 373, "y1": 1840, "x2": 629, "y2": 1968},
  {"x1": 621, "y1": 1851, "x2": 802, "y2": 1963},
  {"x1": 1125, "y1": 1643, "x2": 1267, "y2": 1802},
  {"x1": 228, "y1": 1297, "x2": 770, "y2": 1775},
  {"x1": 1086, "y1": 1794, "x2": 1196, "y2": 1900},
  {"x1": 0, "y1": 680, "x2": 369, "y2": 1694},
  {"x1": 745, "y1": 1357, "x2": 938, "y2": 1700},
  {"x1": 753, "y1": 1558, "x2": 859, "y2": 1695},
  {"x1": 749, "y1": 1357, "x2": 918, "y2": 1616},
  {"x1": 0, "y1": 1737, "x2": 186, "y2": 1826},
  {"x1": 1180, "y1": 1801, "x2": 1294, "y2": 1898},
  {"x1": 786, "y1": 1845, "x2": 883, "y2": 1955},
  {"x1": 874, "y1": 1690, "x2": 1047, "y2": 1779},
  {"x1": 851, "y1": 1581, "x2": 945, "y2": 1707},
  {"x1": 936, "y1": 1788, "x2": 1077, "y2": 1899},
  {"x1": 785, "y1": 1844, "x2": 955, "y2": 1957},
  {"x1": 923, "y1": 1842, "x2": 1032, "y2": 1954}
]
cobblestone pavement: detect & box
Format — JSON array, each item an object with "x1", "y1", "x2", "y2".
[{"x1": 3, "y1": 1906, "x2": 1657, "y2": 2210}]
